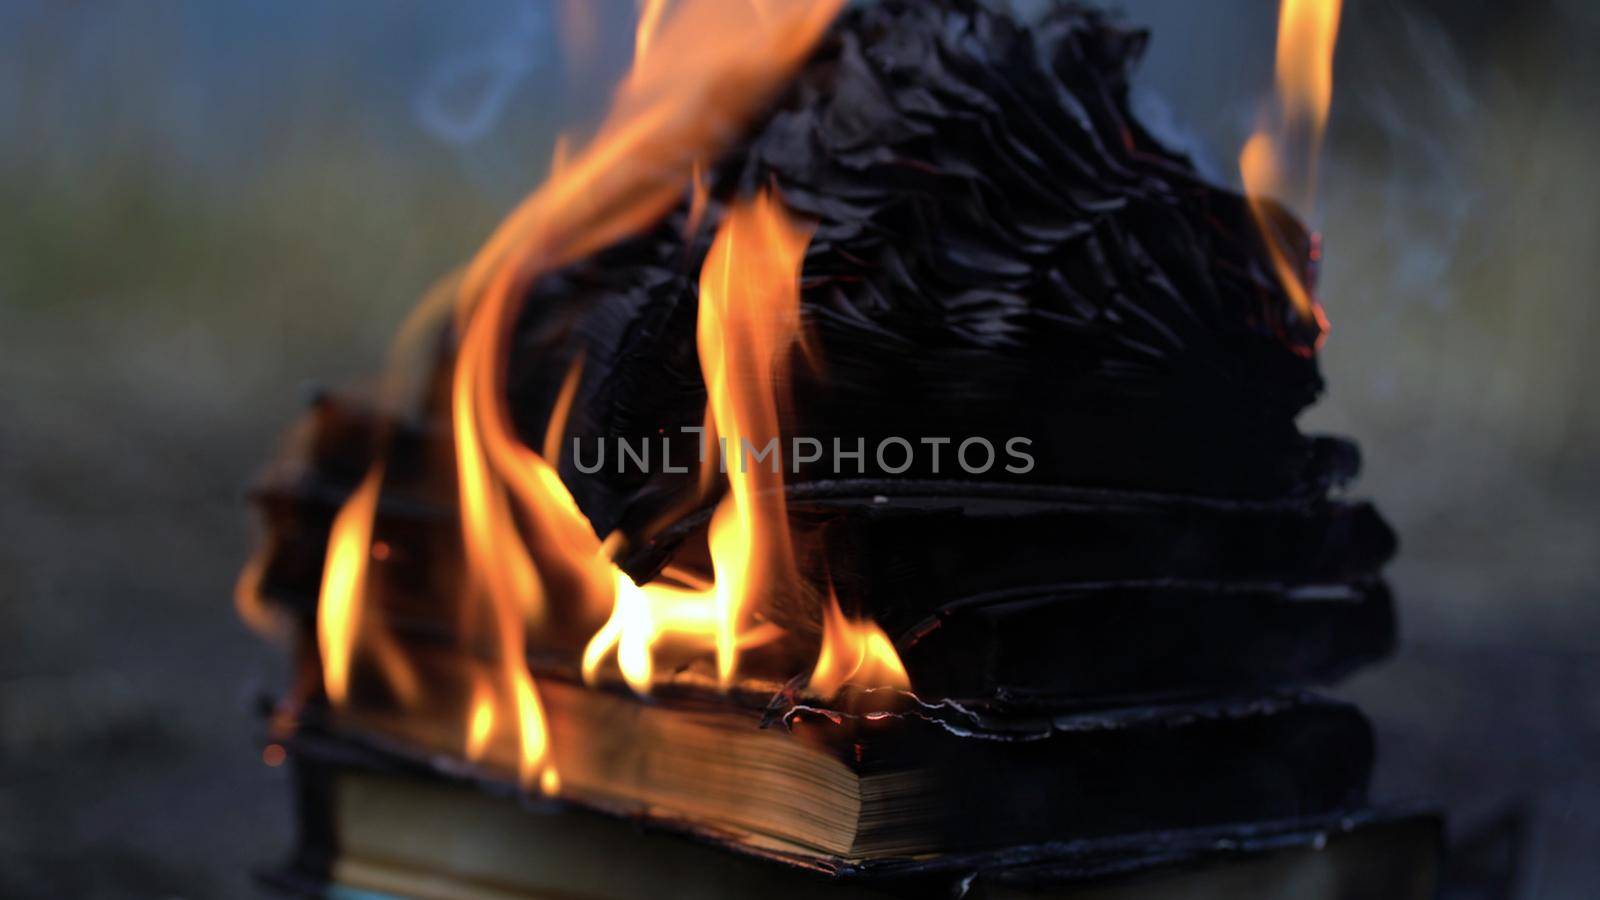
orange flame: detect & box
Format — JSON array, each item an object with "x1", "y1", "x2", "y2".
[
  {"x1": 316, "y1": 466, "x2": 418, "y2": 707},
  {"x1": 634, "y1": 0, "x2": 669, "y2": 77},
  {"x1": 541, "y1": 355, "x2": 584, "y2": 464},
  {"x1": 234, "y1": 537, "x2": 279, "y2": 638},
  {"x1": 286, "y1": 0, "x2": 849, "y2": 790},
  {"x1": 1240, "y1": 0, "x2": 1342, "y2": 332},
  {"x1": 445, "y1": 0, "x2": 842, "y2": 779},
  {"x1": 698, "y1": 190, "x2": 810, "y2": 684},
  {"x1": 465, "y1": 673, "x2": 496, "y2": 763},
  {"x1": 684, "y1": 159, "x2": 709, "y2": 239},
  {"x1": 452, "y1": 301, "x2": 573, "y2": 787},
  {"x1": 511, "y1": 665, "x2": 550, "y2": 787},
  {"x1": 455, "y1": 0, "x2": 843, "y2": 307},
  {"x1": 1273, "y1": 0, "x2": 1342, "y2": 159},
  {"x1": 809, "y1": 590, "x2": 910, "y2": 700},
  {"x1": 581, "y1": 188, "x2": 811, "y2": 691}
]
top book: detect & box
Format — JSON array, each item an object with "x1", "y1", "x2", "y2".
[
  {"x1": 494, "y1": 0, "x2": 1344, "y2": 549},
  {"x1": 248, "y1": 0, "x2": 1394, "y2": 708}
]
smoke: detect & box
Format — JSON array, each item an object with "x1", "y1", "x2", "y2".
[
  {"x1": 1351, "y1": 6, "x2": 1480, "y2": 312},
  {"x1": 1130, "y1": 87, "x2": 1223, "y2": 180},
  {"x1": 413, "y1": 1, "x2": 549, "y2": 146}
]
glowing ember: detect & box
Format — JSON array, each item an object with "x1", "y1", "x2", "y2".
[
  {"x1": 261, "y1": 744, "x2": 286, "y2": 768},
  {"x1": 1240, "y1": 0, "x2": 1343, "y2": 336}
]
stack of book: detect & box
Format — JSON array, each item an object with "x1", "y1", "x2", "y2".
[
  {"x1": 243, "y1": 2, "x2": 1439, "y2": 896},
  {"x1": 253, "y1": 404, "x2": 1433, "y2": 896}
]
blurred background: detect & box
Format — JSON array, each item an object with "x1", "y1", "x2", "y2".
[{"x1": 0, "y1": 0, "x2": 1594, "y2": 896}]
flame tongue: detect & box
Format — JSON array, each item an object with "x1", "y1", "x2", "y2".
[
  {"x1": 297, "y1": 1, "x2": 915, "y2": 784},
  {"x1": 442, "y1": 0, "x2": 842, "y2": 784},
  {"x1": 458, "y1": 0, "x2": 845, "y2": 302},
  {"x1": 316, "y1": 465, "x2": 417, "y2": 709},
  {"x1": 698, "y1": 191, "x2": 811, "y2": 685},
  {"x1": 297, "y1": 0, "x2": 918, "y2": 792},
  {"x1": 580, "y1": 188, "x2": 819, "y2": 693},
  {"x1": 809, "y1": 589, "x2": 911, "y2": 700},
  {"x1": 1274, "y1": 0, "x2": 1342, "y2": 159},
  {"x1": 465, "y1": 673, "x2": 496, "y2": 762},
  {"x1": 1240, "y1": 0, "x2": 1343, "y2": 338},
  {"x1": 316, "y1": 467, "x2": 383, "y2": 707}
]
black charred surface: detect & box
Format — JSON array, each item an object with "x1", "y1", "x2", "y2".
[
  {"x1": 250, "y1": 396, "x2": 1394, "y2": 708},
  {"x1": 502, "y1": 0, "x2": 1332, "y2": 549},
  {"x1": 247, "y1": 0, "x2": 1396, "y2": 706},
  {"x1": 240, "y1": 0, "x2": 1422, "y2": 881}
]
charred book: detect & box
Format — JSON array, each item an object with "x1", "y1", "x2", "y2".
[{"x1": 239, "y1": 1, "x2": 1439, "y2": 897}]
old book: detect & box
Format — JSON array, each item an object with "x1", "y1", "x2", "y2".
[
  {"x1": 309, "y1": 673, "x2": 1372, "y2": 863},
  {"x1": 251, "y1": 402, "x2": 1395, "y2": 708},
  {"x1": 493, "y1": 0, "x2": 1344, "y2": 553},
  {"x1": 245, "y1": 0, "x2": 1401, "y2": 712},
  {"x1": 277, "y1": 761, "x2": 1438, "y2": 900}
]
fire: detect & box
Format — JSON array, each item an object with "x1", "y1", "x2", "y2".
[
  {"x1": 697, "y1": 191, "x2": 810, "y2": 684},
  {"x1": 465, "y1": 675, "x2": 496, "y2": 763},
  {"x1": 581, "y1": 188, "x2": 812, "y2": 691},
  {"x1": 583, "y1": 572, "x2": 708, "y2": 694},
  {"x1": 314, "y1": 465, "x2": 420, "y2": 709},
  {"x1": 279, "y1": 0, "x2": 914, "y2": 794},
  {"x1": 316, "y1": 466, "x2": 378, "y2": 706},
  {"x1": 511, "y1": 668, "x2": 550, "y2": 787},
  {"x1": 809, "y1": 590, "x2": 910, "y2": 700},
  {"x1": 300, "y1": 0, "x2": 851, "y2": 787},
  {"x1": 1272, "y1": 0, "x2": 1341, "y2": 147},
  {"x1": 233, "y1": 538, "x2": 277, "y2": 638},
  {"x1": 1240, "y1": 0, "x2": 1343, "y2": 335},
  {"x1": 442, "y1": 0, "x2": 842, "y2": 784},
  {"x1": 633, "y1": 0, "x2": 668, "y2": 75}
]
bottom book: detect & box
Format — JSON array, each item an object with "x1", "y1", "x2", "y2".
[{"x1": 271, "y1": 754, "x2": 1441, "y2": 899}]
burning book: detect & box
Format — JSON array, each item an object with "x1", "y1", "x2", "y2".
[{"x1": 240, "y1": 0, "x2": 1438, "y2": 896}]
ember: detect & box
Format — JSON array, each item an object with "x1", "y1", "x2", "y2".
[{"x1": 239, "y1": 0, "x2": 1438, "y2": 895}]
